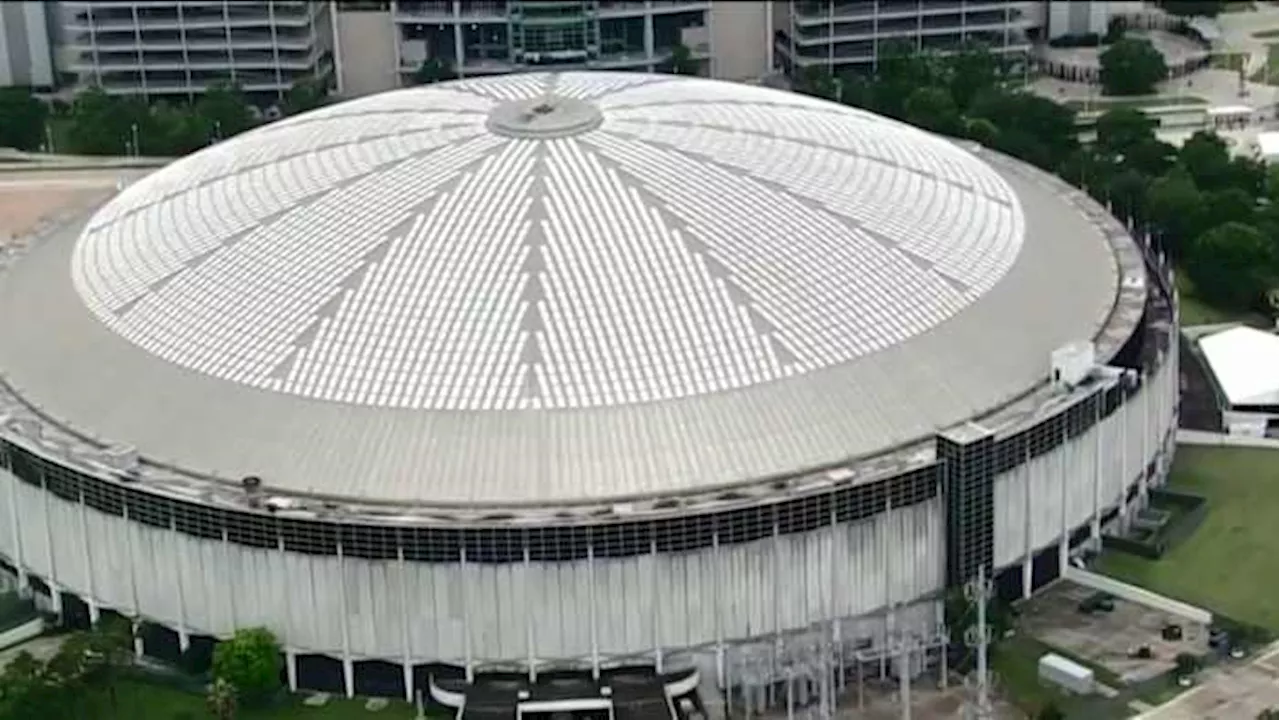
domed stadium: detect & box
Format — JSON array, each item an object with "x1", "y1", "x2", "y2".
[{"x1": 0, "y1": 71, "x2": 1178, "y2": 713}]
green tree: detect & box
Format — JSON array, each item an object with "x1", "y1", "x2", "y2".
[
  {"x1": 873, "y1": 41, "x2": 946, "y2": 119},
  {"x1": 196, "y1": 81, "x2": 255, "y2": 141},
  {"x1": 1106, "y1": 167, "x2": 1152, "y2": 225},
  {"x1": 1038, "y1": 702, "x2": 1067, "y2": 720},
  {"x1": 1186, "y1": 222, "x2": 1276, "y2": 310},
  {"x1": 1146, "y1": 167, "x2": 1203, "y2": 254},
  {"x1": 149, "y1": 101, "x2": 210, "y2": 156},
  {"x1": 0, "y1": 651, "x2": 53, "y2": 719},
  {"x1": 80, "y1": 616, "x2": 135, "y2": 715},
  {"x1": 1094, "y1": 107, "x2": 1158, "y2": 159},
  {"x1": 1124, "y1": 138, "x2": 1178, "y2": 177},
  {"x1": 968, "y1": 89, "x2": 1079, "y2": 170},
  {"x1": 795, "y1": 65, "x2": 841, "y2": 101},
  {"x1": 65, "y1": 86, "x2": 140, "y2": 155},
  {"x1": 413, "y1": 57, "x2": 456, "y2": 85},
  {"x1": 668, "y1": 42, "x2": 699, "y2": 75},
  {"x1": 948, "y1": 42, "x2": 1002, "y2": 112},
  {"x1": 212, "y1": 627, "x2": 282, "y2": 707},
  {"x1": 1201, "y1": 186, "x2": 1255, "y2": 230},
  {"x1": 0, "y1": 87, "x2": 49, "y2": 152},
  {"x1": 283, "y1": 76, "x2": 330, "y2": 116},
  {"x1": 206, "y1": 676, "x2": 238, "y2": 720},
  {"x1": 1158, "y1": 1, "x2": 1226, "y2": 17},
  {"x1": 1099, "y1": 38, "x2": 1168, "y2": 96},
  {"x1": 904, "y1": 86, "x2": 961, "y2": 135},
  {"x1": 1178, "y1": 130, "x2": 1234, "y2": 189},
  {"x1": 962, "y1": 116, "x2": 1001, "y2": 147}
]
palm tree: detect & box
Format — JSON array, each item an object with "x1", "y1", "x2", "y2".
[{"x1": 207, "y1": 677, "x2": 238, "y2": 720}]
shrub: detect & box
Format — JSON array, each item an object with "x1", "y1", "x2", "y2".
[{"x1": 211, "y1": 627, "x2": 282, "y2": 707}]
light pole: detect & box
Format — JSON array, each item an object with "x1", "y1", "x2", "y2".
[
  {"x1": 130, "y1": 123, "x2": 140, "y2": 158},
  {"x1": 962, "y1": 566, "x2": 996, "y2": 720}
]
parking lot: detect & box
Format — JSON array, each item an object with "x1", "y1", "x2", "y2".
[
  {"x1": 1018, "y1": 581, "x2": 1209, "y2": 685},
  {"x1": 1137, "y1": 644, "x2": 1279, "y2": 720}
]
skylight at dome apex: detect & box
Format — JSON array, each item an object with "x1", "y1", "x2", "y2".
[{"x1": 70, "y1": 71, "x2": 1025, "y2": 412}]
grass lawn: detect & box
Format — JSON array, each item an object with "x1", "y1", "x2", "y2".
[
  {"x1": 1173, "y1": 272, "x2": 1270, "y2": 328},
  {"x1": 992, "y1": 634, "x2": 1134, "y2": 719},
  {"x1": 102, "y1": 679, "x2": 425, "y2": 720},
  {"x1": 1097, "y1": 446, "x2": 1280, "y2": 633}
]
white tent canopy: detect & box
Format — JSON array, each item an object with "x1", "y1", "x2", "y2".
[
  {"x1": 1198, "y1": 326, "x2": 1280, "y2": 407},
  {"x1": 1256, "y1": 131, "x2": 1280, "y2": 160}
]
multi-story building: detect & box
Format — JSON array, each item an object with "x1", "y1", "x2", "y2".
[
  {"x1": 53, "y1": 1, "x2": 335, "y2": 103},
  {"x1": 773, "y1": 0, "x2": 1036, "y2": 76},
  {"x1": 0, "y1": 2, "x2": 57, "y2": 90},
  {"x1": 334, "y1": 0, "x2": 774, "y2": 97}
]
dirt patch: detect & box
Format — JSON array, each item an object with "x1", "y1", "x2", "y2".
[{"x1": 0, "y1": 187, "x2": 108, "y2": 243}]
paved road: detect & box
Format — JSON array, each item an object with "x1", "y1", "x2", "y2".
[{"x1": 1134, "y1": 643, "x2": 1280, "y2": 720}]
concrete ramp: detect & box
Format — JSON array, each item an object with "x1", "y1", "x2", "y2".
[{"x1": 1064, "y1": 568, "x2": 1213, "y2": 625}]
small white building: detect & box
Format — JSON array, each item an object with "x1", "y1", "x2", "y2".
[
  {"x1": 1197, "y1": 325, "x2": 1280, "y2": 437},
  {"x1": 1038, "y1": 653, "x2": 1095, "y2": 695},
  {"x1": 1254, "y1": 131, "x2": 1280, "y2": 164}
]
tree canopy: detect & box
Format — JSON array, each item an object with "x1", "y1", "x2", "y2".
[
  {"x1": 1157, "y1": 1, "x2": 1227, "y2": 17},
  {"x1": 668, "y1": 43, "x2": 700, "y2": 76},
  {"x1": 211, "y1": 627, "x2": 282, "y2": 707},
  {"x1": 0, "y1": 87, "x2": 48, "y2": 152},
  {"x1": 414, "y1": 58, "x2": 457, "y2": 86},
  {"x1": 1099, "y1": 38, "x2": 1168, "y2": 96}
]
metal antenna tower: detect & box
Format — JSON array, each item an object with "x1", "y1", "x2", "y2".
[{"x1": 961, "y1": 566, "x2": 996, "y2": 720}]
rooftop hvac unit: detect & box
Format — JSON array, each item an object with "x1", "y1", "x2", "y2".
[
  {"x1": 1051, "y1": 341, "x2": 1096, "y2": 392},
  {"x1": 99, "y1": 445, "x2": 139, "y2": 472}
]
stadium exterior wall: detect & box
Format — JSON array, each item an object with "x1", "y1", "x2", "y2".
[
  {"x1": 0, "y1": 318, "x2": 1178, "y2": 700},
  {"x1": 0, "y1": 158, "x2": 1181, "y2": 702}
]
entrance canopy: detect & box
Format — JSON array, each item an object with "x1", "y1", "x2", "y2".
[{"x1": 1198, "y1": 326, "x2": 1280, "y2": 407}]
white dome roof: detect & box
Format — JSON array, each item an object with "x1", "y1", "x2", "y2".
[
  {"x1": 0, "y1": 72, "x2": 1130, "y2": 507},
  {"x1": 71, "y1": 71, "x2": 1024, "y2": 412}
]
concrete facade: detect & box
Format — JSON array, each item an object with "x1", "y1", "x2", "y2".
[{"x1": 0, "y1": 2, "x2": 56, "y2": 89}]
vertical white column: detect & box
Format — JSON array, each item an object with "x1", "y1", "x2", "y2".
[
  {"x1": 460, "y1": 545, "x2": 474, "y2": 682},
  {"x1": 77, "y1": 491, "x2": 98, "y2": 622},
  {"x1": 335, "y1": 537, "x2": 354, "y2": 699},
  {"x1": 827, "y1": 497, "x2": 839, "y2": 649},
  {"x1": 1139, "y1": 378, "x2": 1151, "y2": 504},
  {"x1": 170, "y1": 514, "x2": 190, "y2": 651},
  {"x1": 650, "y1": 533, "x2": 663, "y2": 673},
  {"x1": 1091, "y1": 386, "x2": 1105, "y2": 542},
  {"x1": 765, "y1": 0, "x2": 775, "y2": 73},
  {"x1": 5, "y1": 470, "x2": 26, "y2": 594},
  {"x1": 523, "y1": 543, "x2": 536, "y2": 682},
  {"x1": 39, "y1": 471, "x2": 61, "y2": 617},
  {"x1": 1021, "y1": 449, "x2": 1032, "y2": 599},
  {"x1": 712, "y1": 528, "x2": 724, "y2": 689},
  {"x1": 587, "y1": 541, "x2": 600, "y2": 680},
  {"x1": 132, "y1": 619, "x2": 143, "y2": 659},
  {"x1": 226, "y1": 528, "x2": 242, "y2": 629},
  {"x1": 452, "y1": 1, "x2": 464, "y2": 77},
  {"x1": 772, "y1": 514, "x2": 783, "y2": 684},
  {"x1": 286, "y1": 649, "x2": 299, "y2": 692},
  {"x1": 1057, "y1": 424, "x2": 1070, "y2": 575},
  {"x1": 398, "y1": 542, "x2": 414, "y2": 702},
  {"x1": 88, "y1": 598, "x2": 100, "y2": 625},
  {"x1": 643, "y1": 1, "x2": 655, "y2": 67},
  {"x1": 1118, "y1": 387, "x2": 1130, "y2": 530}
]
